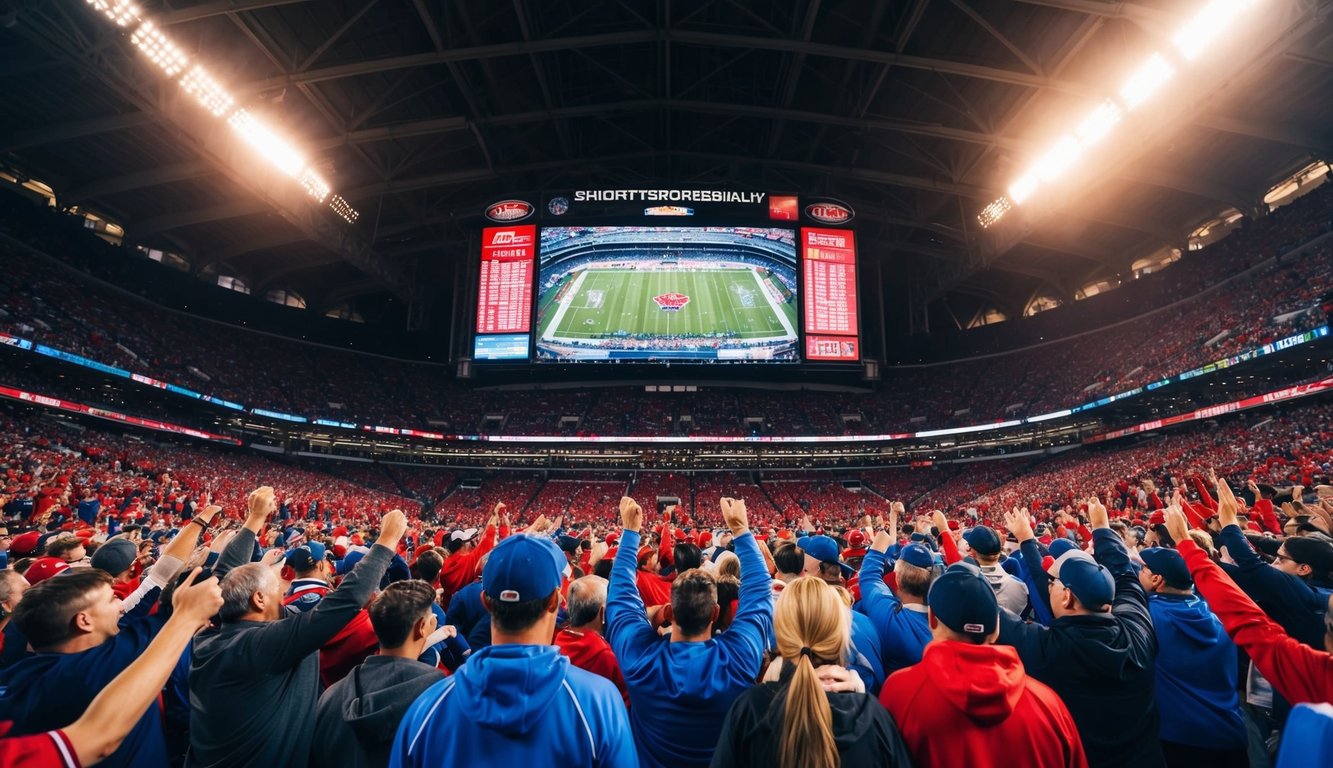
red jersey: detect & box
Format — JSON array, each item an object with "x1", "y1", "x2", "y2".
[{"x1": 0, "y1": 724, "x2": 78, "y2": 768}]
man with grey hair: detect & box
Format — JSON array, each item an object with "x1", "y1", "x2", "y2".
[
  {"x1": 187, "y1": 486, "x2": 408, "y2": 768},
  {"x1": 554, "y1": 575, "x2": 628, "y2": 706}
]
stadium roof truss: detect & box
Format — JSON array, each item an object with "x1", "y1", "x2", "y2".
[{"x1": 1, "y1": 0, "x2": 1330, "y2": 330}]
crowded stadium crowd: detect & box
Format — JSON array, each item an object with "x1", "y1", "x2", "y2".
[
  {"x1": 0, "y1": 389, "x2": 1328, "y2": 765},
  {"x1": 1, "y1": 182, "x2": 1330, "y2": 438}
]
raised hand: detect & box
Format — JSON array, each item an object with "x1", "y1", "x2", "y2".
[
  {"x1": 721, "y1": 497, "x2": 749, "y2": 535},
  {"x1": 247, "y1": 486, "x2": 276, "y2": 525},
  {"x1": 620, "y1": 496, "x2": 644, "y2": 533},
  {"x1": 871, "y1": 529, "x2": 895, "y2": 553},
  {"x1": 1215, "y1": 480, "x2": 1239, "y2": 528},
  {"x1": 887, "y1": 506, "x2": 900, "y2": 540},
  {"x1": 932, "y1": 509, "x2": 949, "y2": 537},
  {"x1": 1002, "y1": 507, "x2": 1035, "y2": 543},
  {"x1": 1164, "y1": 506, "x2": 1190, "y2": 544},
  {"x1": 260, "y1": 548, "x2": 286, "y2": 568},
  {"x1": 376, "y1": 509, "x2": 408, "y2": 549},
  {"x1": 1087, "y1": 495, "x2": 1109, "y2": 530},
  {"x1": 172, "y1": 568, "x2": 224, "y2": 630}
]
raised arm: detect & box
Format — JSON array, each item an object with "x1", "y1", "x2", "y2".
[
  {"x1": 63, "y1": 571, "x2": 223, "y2": 766},
  {"x1": 1166, "y1": 509, "x2": 1333, "y2": 705},
  {"x1": 249, "y1": 511, "x2": 407, "y2": 671},
  {"x1": 605, "y1": 496, "x2": 656, "y2": 660},
  {"x1": 215, "y1": 487, "x2": 276, "y2": 578},
  {"x1": 720, "y1": 497, "x2": 773, "y2": 657}
]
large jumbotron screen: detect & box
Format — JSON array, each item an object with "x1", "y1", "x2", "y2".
[{"x1": 535, "y1": 226, "x2": 800, "y2": 362}]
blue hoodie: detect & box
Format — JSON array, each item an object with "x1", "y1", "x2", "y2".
[
  {"x1": 606, "y1": 529, "x2": 771, "y2": 768},
  {"x1": 390, "y1": 644, "x2": 635, "y2": 767},
  {"x1": 856, "y1": 547, "x2": 931, "y2": 673},
  {"x1": 1148, "y1": 592, "x2": 1246, "y2": 749}
]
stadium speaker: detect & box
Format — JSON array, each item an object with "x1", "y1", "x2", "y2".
[
  {"x1": 457, "y1": 358, "x2": 473, "y2": 379},
  {"x1": 862, "y1": 359, "x2": 880, "y2": 381}
]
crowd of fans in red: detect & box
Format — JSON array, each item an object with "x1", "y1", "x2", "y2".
[
  {"x1": 0, "y1": 391, "x2": 1330, "y2": 767},
  {"x1": 2, "y1": 183, "x2": 1330, "y2": 439}
]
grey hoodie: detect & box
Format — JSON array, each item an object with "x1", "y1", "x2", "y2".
[{"x1": 312, "y1": 655, "x2": 444, "y2": 768}]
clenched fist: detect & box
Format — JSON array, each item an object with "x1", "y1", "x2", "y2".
[
  {"x1": 376, "y1": 510, "x2": 408, "y2": 548},
  {"x1": 620, "y1": 496, "x2": 643, "y2": 533},
  {"x1": 721, "y1": 497, "x2": 749, "y2": 535}
]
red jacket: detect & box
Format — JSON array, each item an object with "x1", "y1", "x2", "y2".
[
  {"x1": 883, "y1": 640, "x2": 1087, "y2": 768},
  {"x1": 553, "y1": 627, "x2": 630, "y2": 707},
  {"x1": 282, "y1": 585, "x2": 378, "y2": 688},
  {"x1": 1178, "y1": 539, "x2": 1333, "y2": 705},
  {"x1": 437, "y1": 525, "x2": 498, "y2": 606},
  {"x1": 635, "y1": 569, "x2": 672, "y2": 607}
]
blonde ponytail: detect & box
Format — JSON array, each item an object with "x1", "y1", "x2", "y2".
[{"x1": 774, "y1": 577, "x2": 848, "y2": 768}]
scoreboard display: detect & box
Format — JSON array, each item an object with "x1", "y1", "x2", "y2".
[
  {"x1": 473, "y1": 225, "x2": 535, "y2": 360},
  {"x1": 800, "y1": 228, "x2": 859, "y2": 361},
  {"x1": 471, "y1": 191, "x2": 861, "y2": 365}
]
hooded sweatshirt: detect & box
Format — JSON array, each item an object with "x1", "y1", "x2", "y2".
[
  {"x1": 389, "y1": 644, "x2": 635, "y2": 767},
  {"x1": 1147, "y1": 593, "x2": 1246, "y2": 749},
  {"x1": 710, "y1": 666, "x2": 914, "y2": 768},
  {"x1": 313, "y1": 655, "x2": 444, "y2": 768},
  {"x1": 998, "y1": 529, "x2": 1163, "y2": 768},
  {"x1": 883, "y1": 640, "x2": 1087, "y2": 768}
]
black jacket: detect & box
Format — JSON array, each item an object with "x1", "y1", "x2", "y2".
[
  {"x1": 186, "y1": 529, "x2": 393, "y2": 768},
  {"x1": 312, "y1": 654, "x2": 444, "y2": 768},
  {"x1": 710, "y1": 669, "x2": 914, "y2": 768},
  {"x1": 998, "y1": 529, "x2": 1164, "y2": 768}
]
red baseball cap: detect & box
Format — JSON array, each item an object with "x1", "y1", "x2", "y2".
[{"x1": 25, "y1": 557, "x2": 71, "y2": 584}]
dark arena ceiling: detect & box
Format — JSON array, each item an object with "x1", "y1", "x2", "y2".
[{"x1": 2, "y1": 0, "x2": 1331, "y2": 333}]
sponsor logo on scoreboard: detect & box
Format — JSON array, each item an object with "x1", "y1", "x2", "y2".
[
  {"x1": 652, "y1": 292, "x2": 690, "y2": 312},
  {"x1": 485, "y1": 199, "x2": 535, "y2": 222},
  {"x1": 805, "y1": 199, "x2": 854, "y2": 224},
  {"x1": 547, "y1": 196, "x2": 570, "y2": 216},
  {"x1": 488, "y1": 228, "x2": 534, "y2": 247}
]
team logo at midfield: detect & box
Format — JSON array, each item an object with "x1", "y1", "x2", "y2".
[{"x1": 652, "y1": 292, "x2": 690, "y2": 312}]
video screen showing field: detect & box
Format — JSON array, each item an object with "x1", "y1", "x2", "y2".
[{"x1": 536, "y1": 226, "x2": 799, "y2": 362}]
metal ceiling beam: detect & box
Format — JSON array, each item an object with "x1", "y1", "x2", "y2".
[
  {"x1": 345, "y1": 150, "x2": 995, "y2": 200},
  {"x1": 159, "y1": 0, "x2": 315, "y2": 25},
  {"x1": 192, "y1": 229, "x2": 312, "y2": 274},
  {"x1": 242, "y1": 30, "x2": 1096, "y2": 97},
  {"x1": 1193, "y1": 113, "x2": 1333, "y2": 156},
  {"x1": 1069, "y1": 210, "x2": 1181, "y2": 244},
  {"x1": 0, "y1": 112, "x2": 155, "y2": 152},
  {"x1": 67, "y1": 161, "x2": 215, "y2": 200},
  {"x1": 1010, "y1": 0, "x2": 1177, "y2": 28},
  {"x1": 133, "y1": 200, "x2": 271, "y2": 238},
  {"x1": 1116, "y1": 166, "x2": 1255, "y2": 214}
]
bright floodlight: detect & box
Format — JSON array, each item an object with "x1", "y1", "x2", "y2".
[
  {"x1": 227, "y1": 109, "x2": 307, "y2": 178},
  {"x1": 298, "y1": 168, "x2": 331, "y2": 203},
  {"x1": 1008, "y1": 173, "x2": 1039, "y2": 205},
  {"x1": 329, "y1": 195, "x2": 359, "y2": 223},
  {"x1": 180, "y1": 65, "x2": 235, "y2": 118},
  {"x1": 1034, "y1": 136, "x2": 1082, "y2": 182},
  {"x1": 977, "y1": 197, "x2": 1012, "y2": 228},
  {"x1": 130, "y1": 21, "x2": 188, "y2": 78},
  {"x1": 1119, "y1": 54, "x2": 1174, "y2": 111},
  {"x1": 87, "y1": 0, "x2": 141, "y2": 27},
  {"x1": 1074, "y1": 100, "x2": 1123, "y2": 147},
  {"x1": 1173, "y1": 1, "x2": 1254, "y2": 61}
]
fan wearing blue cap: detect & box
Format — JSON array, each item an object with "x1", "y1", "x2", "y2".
[
  {"x1": 997, "y1": 499, "x2": 1163, "y2": 768},
  {"x1": 883, "y1": 563, "x2": 1087, "y2": 767},
  {"x1": 392, "y1": 533, "x2": 635, "y2": 767},
  {"x1": 1137, "y1": 547, "x2": 1247, "y2": 764},
  {"x1": 858, "y1": 510, "x2": 937, "y2": 675}
]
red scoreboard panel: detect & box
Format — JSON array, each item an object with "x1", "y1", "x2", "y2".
[
  {"x1": 800, "y1": 227, "x2": 859, "y2": 361},
  {"x1": 476, "y1": 225, "x2": 536, "y2": 335}
]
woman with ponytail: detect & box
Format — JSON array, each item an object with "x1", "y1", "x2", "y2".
[{"x1": 710, "y1": 576, "x2": 913, "y2": 768}]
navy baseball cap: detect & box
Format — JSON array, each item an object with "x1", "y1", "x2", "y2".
[
  {"x1": 929, "y1": 563, "x2": 999, "y2": 637},
  {"x1": 287, "y1": 541, "x2": 331, "y2": 572},
  {"x1": 1140, "y1": 547, "x2": 1192, "y2": 589},
  {"x1": 797, "y1": 535, "x2": 854, "y2": 576},
  {"x1": 1047, "y1": 538, "x2": 1079, "y2": 559},
  {"x1": 963, "y1": 526, "x2": 1001, "y2": 556},
  {"x1": 1047, "y1": 550, "x2": 1114, "y2": 609},
  {"x1": 483, "y1": 534, "x2": 565, "y2": 603},
  {"x1": 898, "y1": 542, "x2": 935, "y2": 569},
  {"x1": 556, "y1": 534, "x2": 581, "y2": 554}
]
